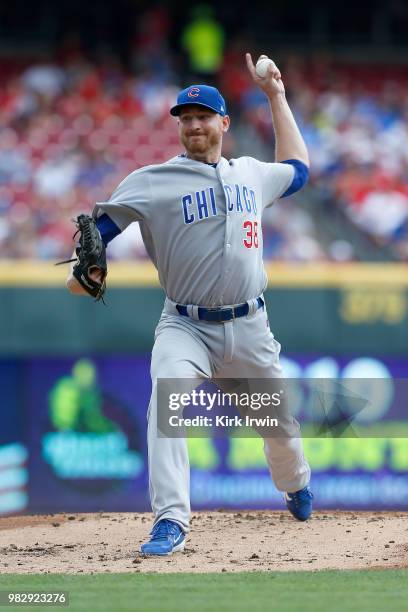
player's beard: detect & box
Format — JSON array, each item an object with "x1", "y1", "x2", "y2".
[{"x1": 182, "y1": 130, "x2": 221, "y2": 158}]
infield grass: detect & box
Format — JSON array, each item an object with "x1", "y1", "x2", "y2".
[{"x1": 0, "y1": 570, "x2": 406, "y2": 612}]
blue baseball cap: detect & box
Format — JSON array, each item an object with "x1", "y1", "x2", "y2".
[{"x1": 170, "y1": 85, "x2": 227, "y2": 117}]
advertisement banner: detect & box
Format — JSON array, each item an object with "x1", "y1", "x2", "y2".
[{"x1": 0, "y1": 354, "x2": 407, "y2": 514}]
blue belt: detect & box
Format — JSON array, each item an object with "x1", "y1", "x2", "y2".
[{"x1": 176, "y1": 297, "x2": 264, "y2": 323}]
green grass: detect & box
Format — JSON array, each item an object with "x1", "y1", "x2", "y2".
[{"x1": 0, "y1": 570, "x2": 406, "y2": 612}]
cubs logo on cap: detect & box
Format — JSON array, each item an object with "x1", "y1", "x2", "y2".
[
  {"x1": 187, "y1": 87, "x2": 200, "y2": 98},
  {"x1": 170, "y1": 85, "x2": 227, "y2": 116}
]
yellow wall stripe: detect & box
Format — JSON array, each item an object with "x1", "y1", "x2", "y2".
[{"x1": 0, "y1": 260, "x2": 407, "y2": 288}]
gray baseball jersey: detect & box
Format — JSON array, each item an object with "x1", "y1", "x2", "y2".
[
  {"x1": 93, "y1": 154, "x2": 310, "y2": 533},
  {"x1": 93, "y1": 155, "x2": 294, "y2": 306}
]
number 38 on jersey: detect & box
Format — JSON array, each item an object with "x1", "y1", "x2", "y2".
[{"x1": 243, "y1": 220, "x2": 259, "y2": 249}]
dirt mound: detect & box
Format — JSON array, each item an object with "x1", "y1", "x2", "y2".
[{"x1": 0, "y1": 511, "x2": 407, "y2": 574}]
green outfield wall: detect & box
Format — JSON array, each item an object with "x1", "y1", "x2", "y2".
[{"x1": 0, "y1": 261, "x2": 407, "y2": 355}]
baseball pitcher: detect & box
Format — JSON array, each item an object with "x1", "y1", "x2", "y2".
[{"x1": 66, "y1": 54, "x2": 313, "y2": 555}]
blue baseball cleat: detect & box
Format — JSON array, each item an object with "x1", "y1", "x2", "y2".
[
  {"x1": 140, "y1": 519, "x2": 185, "y2": 556},
  {"x1": 285, "y1": 486, "x2": 313, "y2": 521}
]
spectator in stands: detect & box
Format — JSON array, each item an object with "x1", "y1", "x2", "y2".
[{"x1": 181, "y1": 5, "x2": 225, "y2": 80}]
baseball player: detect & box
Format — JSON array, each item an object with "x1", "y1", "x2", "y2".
[{"x1": 67, "y1": 54, "x2": 313, "y2": 556}]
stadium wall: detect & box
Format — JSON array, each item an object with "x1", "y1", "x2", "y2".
[{"x1": 0, "y1": 262, "x2": 407, "y2": 355}]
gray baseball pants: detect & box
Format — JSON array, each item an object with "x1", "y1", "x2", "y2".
[{"x1": 147, "y1": 297, "x2": 311, "y2": 533}]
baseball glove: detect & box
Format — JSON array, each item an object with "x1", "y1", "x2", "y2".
[{"x1": 57, "y1": 214, "x2": 107, "y2": 302}]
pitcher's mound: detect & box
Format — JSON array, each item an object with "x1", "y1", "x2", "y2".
[{"x1": 0, "y1": 511, "x2": 407, "y2": 573}]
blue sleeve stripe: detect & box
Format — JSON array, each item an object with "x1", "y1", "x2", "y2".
[
  {"x1": 280, "y1": 159, "x2": 309, "y2": 198},
  {"x1": 96, "y1": 213, "x2": 121, "y2": 246}
]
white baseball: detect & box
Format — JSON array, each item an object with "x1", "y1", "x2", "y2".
[{"x1": 255, "y1": 57, "x2": 274, "y2": 78}]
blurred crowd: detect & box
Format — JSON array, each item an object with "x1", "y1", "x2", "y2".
[{"x1": 0, "y1": 7, "x2": 407, "y2": 261}]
